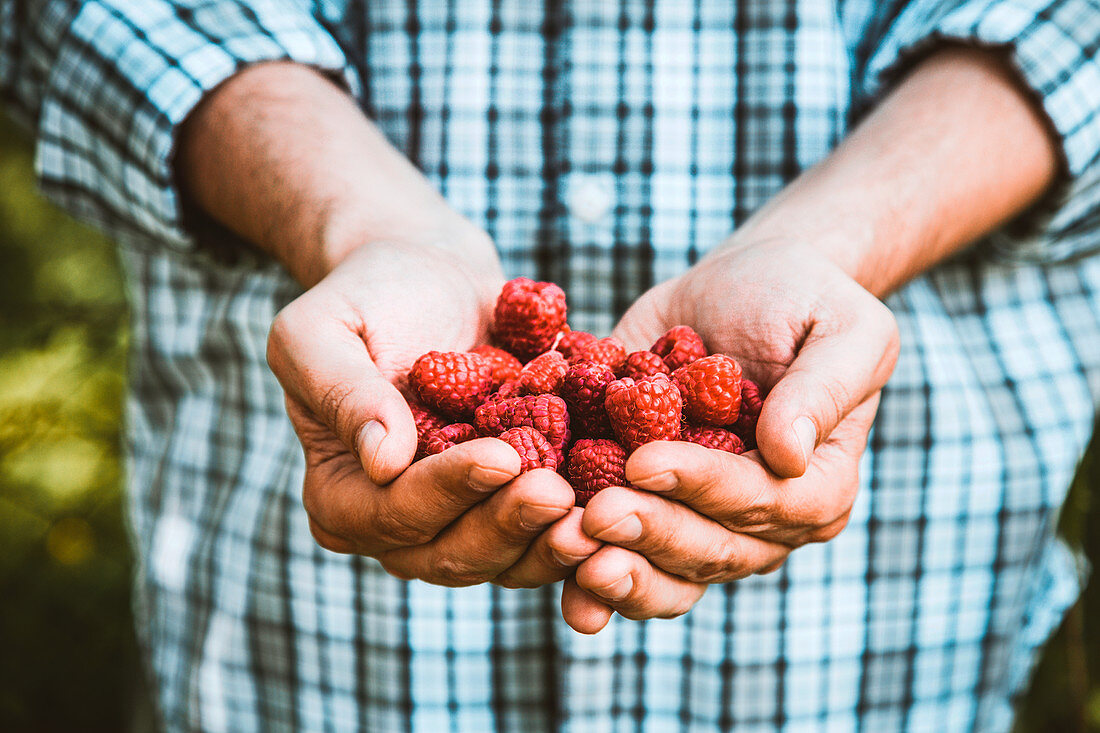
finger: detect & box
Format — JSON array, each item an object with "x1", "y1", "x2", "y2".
[
  {"x1": 610, "y1": 280, "x2": 680, "y2": 352},
  {"x1": 626, "y1": 429, "x2": 867, "y2": 545},
  {"x1": 494, "y1": 508, "x2": 603, "y2": 588},
  {"x1": 575, "y1": 546, "x2": 707, "y2": 620},
  {"x1": 581, "y1": 486, "x2": 791, "y2": 582},
  {"x1": 300, "y1": 429, "x2": 521, "y2": 555},
  {"x1": 561, "y1": 576, "x2": 615, "y2": 634},
  {"x1": 756, "y1": 295, "x2": 898, "y2": 478},
  {"x1": 377, "y1": 469, "x2": 575, "y2": 586},
  {"x1": 269, "y1": 292, "x2": 417, "y2": 484}
]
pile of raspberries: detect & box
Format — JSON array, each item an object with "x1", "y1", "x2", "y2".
[{"x1": 406, "y1": 278, "x2": 763, "y2": 506}]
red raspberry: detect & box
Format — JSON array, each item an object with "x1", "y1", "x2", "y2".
[
  {"x1": 409, "y1": 400, "x2": 450, "y2": 459},
  {"x1": 499, "y1": 426, "x2": 558, "y2": 472},
  {"x1": 737, "y1": 378, "x2": 763, "y2": 421},
  {"x1": 474, "y1": 393, "x2": 571, "y2": 464},
  {"x1": 495, "y1": 379, "x2": 523, "y2": 399},
  {"x1": 672, "y1": 354, "x2": 743, "y2": 425},
  {"x1": 557, "y1": 330, "x2": 598, "y2": 359},
  {"x1": 604, "y1": 373, "x2": 683, "y2": 453},
  {"x1": 424, "y1": 423, "x2": 478, "y2": 455},
  {"x1": 574, "y1": 336, "x2": 627, "y2": 372},
  {"x1": 651, "y1": 325, "x2": 707, "y2": 371},
  {"x1": 492, "y1": 278, "x2": 568, "y2": 361},
  {"x1": 733, "y1": 378, "x2": 763, "y2": 448},
  {"x1": 408, "y1": 351, "x2": 493, "y2": 417},
  {"x1": 568, "y1": 439, "x2": 628, "y2": 506},
  {"x1": 518, "y1": 351, "x2": 568, "y2": 395},
  {"x1": 618, "y1": 350, "x2": 671, "y2": 380},
  {"x1": 681, "y1": 425, "x2": 745, "y2": 454},
  {"x1": 471, "y1": 344, "x2": 523, "y2": 388},
  {"x1": 560, "y1": 360, "x2": 615, "y2": 438}
]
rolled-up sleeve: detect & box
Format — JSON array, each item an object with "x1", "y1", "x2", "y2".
[
  {"x1": 0, "y1": 0, "x2": 358, "y2": 252},
  {"x1": 862, "y1": 0, "x2": 1100, "y2": 262}
]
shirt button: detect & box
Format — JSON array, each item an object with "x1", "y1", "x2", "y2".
[{"x1": 568, "y1": 177, "x2": 614, "y2": 224}]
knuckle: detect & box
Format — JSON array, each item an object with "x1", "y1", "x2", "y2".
[
  {"x1": 820, "y1": 381, "x2": 851, "y2": 431},
  {"x1": 375, "y1": 503, "x2": 435, "y2": 547},
  {"x1": 688, "y1": 544, "x2": 745, "y2": 584},
  {"x1": 730, "y1": 492, "x2": 781, "y2": 534},
  {"x1": 758, "y1": 557, "x2": 788, "y2": 575},
  {"x1": 318, "y1": 381, "x2": 362, "y2": 443},
  {"x1": 430, "y1": 554, "x2": 488, "y2": 587},
  {"x1": 498, "y1": 508, "x2": 540, "y2": 545},
  {"x1": 660, "y1": 592, "x2": 701, "y2": 619},
  {"x1": 807, "y1": 511, "x2": 851, "y2": 544},
  {"x1": 493, "y1": 573, "x2": 523, "y2": 589}
]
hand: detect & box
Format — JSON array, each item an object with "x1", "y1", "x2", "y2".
[
  {"x1": 561, "y1": 241, "x2": 899, "y2": 632},
  {"x1": 267, "y1": 239, "x2": 587, "y2": 587}
]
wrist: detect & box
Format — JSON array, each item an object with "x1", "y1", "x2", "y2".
[
  {"x1": 728, "y1": 190, "x2": 903, "y2": 297},
  {"x1": 314, "y1": 204, "x2": 501, "y2": 286},
  {"x1": 719, "y1": 46, "x2": 1058, "y2": 298}
]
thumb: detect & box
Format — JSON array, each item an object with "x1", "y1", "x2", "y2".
[
  {"x1": 611, "y1": 280, "x2": 680, "y2": 352},
  {"x1": 268, "y1": 298, "x2": 417, "y2": 485},
  {"x1": 756, "y1": 301, "x2": 898, "y2": 478}
]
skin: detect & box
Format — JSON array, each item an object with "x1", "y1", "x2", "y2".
[{"x1": 176, "y1": 47, "x2": 1058, "y2": 629}]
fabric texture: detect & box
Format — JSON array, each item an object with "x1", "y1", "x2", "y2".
[{"x1": 4, "y1": 1, "x2": 1100, "y2": 731}]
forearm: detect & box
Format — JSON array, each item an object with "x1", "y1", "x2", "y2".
[
  {"x1": 176, "y1": 62, "x2": 496, "y2": 287},
  {"x1": 734, "y1": 47, "x2": 1060, "y2": 297}
]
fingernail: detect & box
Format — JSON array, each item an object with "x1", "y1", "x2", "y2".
[
  {"x1": 358, "y1": 420, "x2": 387, "y2": 477},
  {"x1": 792, "y1": 417, "x2": 817, "y2": 468},
  {"x1": 519, "y1": 503, "x2": 567, "y2": 530},
  {"x1": 551, "y1": 548, "x2": 588, "y2": 567},
  {"x1": 594, "y1": 514, "x2": 643, "y2": 543},
  {"x1": 631, "y1": 471, "x2": 676, "y2": 492},
  {"x1": 592, "y1": 574, "x2": 633, "y2": 601},
  {"x1": 467, "y1": 464, "x2": 513, "y2": 493}
]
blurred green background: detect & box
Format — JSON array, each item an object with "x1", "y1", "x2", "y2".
[{"x1": 1, "y1": 112, "x2": 1098, "y2": 732}]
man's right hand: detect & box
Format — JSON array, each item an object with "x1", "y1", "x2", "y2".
[
  {"x1": 178, "y1": 62, "x2": 600, "y2": 586},
  {"x1": 266, "y1": 239, "x2": 598, "y2": 586}
]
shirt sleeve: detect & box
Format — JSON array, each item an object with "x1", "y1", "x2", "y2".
[
  {"x1": 0, "y1": 0, "x2": 359, "y2": 253},
  {"x1": 861, "y1": 0, "x2": 1100, "y2": 263}
]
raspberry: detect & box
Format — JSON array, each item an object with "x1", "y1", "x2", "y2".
[
  {"x1": 425, "y1": 423, "x2": 478, "y2": 455},
  {"x1": 499, "y1": 426, "x2": 558, "y2": 472},
  {"x1": 737, "y1": 378, "x2": 763, "y2": 421},
  {"x1": 409, "y1": 400, "x2": 450, "y2": 459},
  {"x1": 557, "y1": 330, "x2": 597, "y2": 359},
  {"x1": 518, "y1": 350, "x2": 568, "y2": 395},
  {"x1": 651, "y1": 325, "x2": 707, "y2": 371},
  {"x1": 474, "y1": 393, "x2": 571, "y2": 464},
  {"x1": 681, "y1": 425, "x2": 745, "y2": 454},
  {"x1": 604, "y1": 373, "x2": 683, "y2": 453},
  {"x1": 495, "y1": 379, "x2": 523, "y2": 399},
  {"x1": 733, "y1": 378, "x2": 763, "y2": 448},
  {"x1": 618, "y1": 350, "x2": 671, "y2": 380},
  {"x1": 672, "y1": 354, "x2": 743, "y2": 425},
  {"x1": 560, "y1": 360, "x2": 615, "y2": 438},
  {"x1": 574, "y1": 337, "x2": 627, "y2": 372},
  {"x1": 568, "y1": 439, "x2": 628, "y2": 506},
  {"x1": 492, "y1": 278, "x2": 568, "y2": 361},
  {"x1": 408, "y1": 351, "x2": 493, "y2": 417},
  {"x1": 471, "y1": 344, "x2": 523, "y2": 388}
]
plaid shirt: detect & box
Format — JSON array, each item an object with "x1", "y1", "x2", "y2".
[{"x1": 5, "y1": 1, "x2": 1100, "y2": 731}]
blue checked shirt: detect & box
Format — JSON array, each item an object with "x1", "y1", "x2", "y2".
[{"x1": 5, "y1": 1, "x2": 1100, "y2": 731}]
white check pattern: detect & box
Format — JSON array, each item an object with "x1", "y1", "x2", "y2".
[{"x1": 4, "y1": 1, "x2": 1100, "y2": 731}]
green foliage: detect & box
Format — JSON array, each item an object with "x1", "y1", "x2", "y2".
[
  {"x1": 0, "y1": 110, "x2": 1096, "y2": 731},
  {"x1": 0, "y1": 115, "x2": 137, "y2": 731}
]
